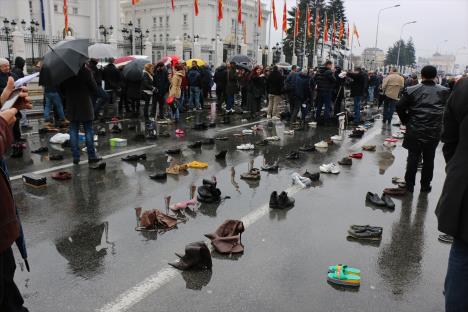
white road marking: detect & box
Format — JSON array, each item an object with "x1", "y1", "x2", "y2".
[
  {"x1": 9, "y1": 144, "x2": 157, "y2": 181},
  {"x1": 217, "y1": 119, "x2": 269, "y2": 132},
  {"x1": 97, "y1": 185, "x2": 300, "y2": 312}
]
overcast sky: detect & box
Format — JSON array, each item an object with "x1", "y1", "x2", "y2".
[{"x1": 269, "y1": 0, "x2": 468, "y2": 65}]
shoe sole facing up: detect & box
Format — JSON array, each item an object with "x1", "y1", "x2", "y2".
[{"x1": 347, "y1": 233, "x2": 382, "y2": 241}]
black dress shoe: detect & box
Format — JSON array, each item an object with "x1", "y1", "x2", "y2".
[
  {"x1": 381, "y1": 193, "x2": 395, "y2": 209},
  {"x1": 166, "y1": 148, "x2": 181, "y2": 155},
  {"x1": 31, "y1": 146, "x2": 48, "y2": 154},
  {"x1": 302, "y1": 170, "x2": 320, "y2": 181},
  {"x1": 202, "y1": 179, "x2": 217, "y2": 187},
  {"x1": 338, "y1": 157, "x2": 352, "y2": 166},
  {"x1": 366, "y1": 192, "x2": 386, "y2": 206},
  {"x1": 277, "y1": 191, "x2": 295, "y2": 208},
  {"x1": 215, "y1": 150, "x2": 227, "y2": 160},
  {"x1": 122, "y1": 154, "x2": 146, "y2": 161},
  {"x1": 49, "y1": 154, "x2": 64, "y2": 161},
  {"x1": 299, "y1": 144, "x2": 316, "y2": 152},
  {"x1": 285, "y1": 151, "x2": 300, "y2": 160},
  {"x1": 188, "y1": 141, "x2": 202, "y2": 149},
  {"x1": 261, "y1": 164, "x2": 279, "y2": 172},
  {"x1": 149, "y1": 172, "x2": 167, "y2": 180},
  {"x1": 269, "y1": 191, "x2": 279, "y2": 208}
]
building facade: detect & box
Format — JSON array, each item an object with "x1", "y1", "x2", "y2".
[{"x1": 361, "y1": 47, "x2": 384, "y2": 70}]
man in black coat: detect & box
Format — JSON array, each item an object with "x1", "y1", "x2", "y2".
[
  {"x1": 102, "y1": 58, "x2": 122, "y2": 117},
  {"x1": 315, "y1": 61, "x2": 336, "y2": 124},
  {"x1": 213, "y1": 64, "x2": 227, "y2": 111},
  {"x1": 153, "y1": 62, "x2": 169, "y2": 119},
  {"x1": 396, "y1": 65, "x2": 449, "y2": 193},
  {"x1": 266, "y1": 65, "x2": 283, "y2": 119},
  {"x1": 436, "y1": 77, "x2": 468, "y2": 311},
  {"x1": 88, "y1": 59, "x2": 108, "y2": 119},
  {"x1": 332, "y1": 66, "x2": 345, "y2": 118},
  {"x1": 347, "y1": 67, "x2": 366, "y2": 124}
]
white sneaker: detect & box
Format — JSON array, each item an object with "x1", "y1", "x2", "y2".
[
  {"x1": 392, "y1": 132, "x2": 404, "y2": 139},
  {"x1": 383, "y1": 141, "x2": 396, "y2": 148},
  {"x1": 265, "y1": 136, "x2": 280, "y2": 141},
  {"x1": 284, "y1": 130, "x2": 295, "y2": 135},
  {"x1": 314, "y1": 141, "x2": 328, "y2": 148},
  {"x1": 330, "y1": 135, "x2": 343, "y2": 141},
  {"x1": 237, "y1": 143, "x2": 254, "y2": 150},
  {"x1": 319, "y1": 163, "x2": 340, "y2": 174},
  {"x1": 242, "y1": 129, "x2": 253, "y2": 135},
  {"x1": 308, "y1": 121, "x2": 317, "y2": 128}
]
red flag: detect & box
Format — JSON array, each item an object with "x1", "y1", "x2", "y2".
[
  {"x1": 194, "y1": 0, "x2": 199, "y2": 16},
  {"x1": 237, "y1": 0, "x2": 242, "y2": 23},
  {"x1": 64, "y1": 0, "x2": 68, "y2": 33},
  {"x1": 131, "y1": 0, "x2": 140, "y2": 4},
  {"x1": 306, "y1": 6, "x2": 311, "y2": 38},
  {"x1": 332, "y1": 15, "x2": 336, "y2": 45},
  {"x1": 272, "y1": 0, "x2": 278, "y2": 30},
  {"x1": 218, "y1": 0, "x2": 223, "y2": 21},
  {"x1": 257, "y1": 0, "x2": 262, "y2": 27},
  {"x1": 338, "y1": 19, "x2": 344, "y2": 41},
  {"x1": 172, "y1": 0, "x2": 174, "y2": 11},
  {"x1": 315, "y1": 8, "x2": 320, "y2": 37},
  {"x1": 294, "y1": 6, "x2": 300, "y2": 36},
  {"x1": 352, "y1": 23, "x2": 360, "y2": 39},
  {"x1": 323, "y1": 13, "x2": 328, "y2": 43},
  {"x1": 282, "y1": 1, "x2": 287, "y2": 32}
]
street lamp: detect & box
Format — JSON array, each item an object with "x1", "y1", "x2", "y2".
[
  {"x1": 121, "y1": 21, "x2": 134, "y2": 55},
  {"x1": 21, "y1": 19, "x2": 40, "y2": 66},
  {"x1": 99, "y1": 25, "x2": 113, "y2": 44},
  {"x1": 2, "y1": 18, "x2": 17, "y2": 61},
  {"x1": 134, "y1": 27, "x2": 150, "y2": 55},
  {"x1": 374, "y1": 4, "x2": 400, "y2": 70},
  {"x1": 272, "y1": 42, "x2": 282, "y2": 64},
  {"x1": 396, "y1": 20, "x2": 417, "y2": 67}
]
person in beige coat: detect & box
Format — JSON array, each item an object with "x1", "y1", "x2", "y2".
[
  {"x1": 168, "y1": 64, "x2": 185, "y2": 122},
  {"x1": 382, "y1": 67, "x2": 405, "y2": 124}
]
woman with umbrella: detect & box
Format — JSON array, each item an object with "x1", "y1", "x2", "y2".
[
  {"x1": 246, "y1": 65, "x2": 266, "y2": 119},
  {"x1": 141, "y1": 63, "x2": 155, "y2": 121}
]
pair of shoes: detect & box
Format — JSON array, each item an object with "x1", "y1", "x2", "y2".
[
  {"x1": 302, "y1": 170, "x2": 320, "y2": 181},
  {"x1": 283, "y1": 130, "x2": 295, "y2": 135},
  {"x1": 392, "y1": 132, "x2": 404, "y2": 139},
  {"x1": 314, "y1": 141, "x2": 328, "y2": 148},
  {"x1": 327, "y1": 266, "x2": 361, "y2": 287},
  {"x1": 291, "y1": 172, "x2": 312, "y2": 188},
  {"x1": 240, "y1": 168, "x2": 261, "y2": 180},
  {"x1": 348, "y1": 224, "x2": 383, "y2": 241},
  {"x1": 338, "y1": 157, "x2": 352, "y2": 166},
  {"x1": 215, "y1": 150, "x2": 227, "y2": 160},
  {"x1": 366, "y1": 192, "x2": 395, "y2": 209},
  {"x1": 285, "y1": 151, "x2": 300, "y2": 160},
  {"x1": 320, "y1": 163, "x2": 340, "y2": 174},
  {"x1": 149, "y1": 172, "x2": 167, "y2": 180},
  {"x1": 166, "y1": 148, "x2": 181, "y2": 155},
  {"x1": 362, "y1": 145, "x2": 376, "y2": 151},
  {"x1": 299, "y1": 144, "x2": 316, "y2": 152},
  {"x1": 330, "y1": 134, "x2": 343, "y2": 141},
  {"x1": 122, "y1": 154, "x2": 146, "y2": 161},
  {"x1": 328, "y1": 264, "x2": 361, "y2": 276},
  {"x1": 349, "y1": 129, "x2": 365, "y2": 138},
  {"x1": 188, "y1": 141, "x2": 202, "y2": 149},
  {"x1": 261, "y1": 163, "x2": 279, "y2": 172},
  {"x1": 237, "y1": 143, "x2": 254, "y2": 150},
  {"x1": 51, "y1": 171, "x2": 72, "y2": 180},
  {"x1": 269, "y1": 191, "x2": 295, "y2": 209}
]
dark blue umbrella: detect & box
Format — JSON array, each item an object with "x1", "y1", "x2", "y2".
[
  {"x1": 15, "y1": 208, "x2": 29, "y2": 272},
  {"x1": 122, "y1": 59, "x2": 150, "y2": 82}
]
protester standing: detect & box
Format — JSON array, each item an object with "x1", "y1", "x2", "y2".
[
  {"x1": 315, "y1": 61, "x2": 336, "y2": 125},
  {"x1": 435, "y1": 77, "x2": 468, "y2": 312},
  {"x1": 213, "y1": 64, "x2": 227, "y2": 111},
  {"x1": 367, "y1": 71, "x2": 378, "y2": 104},
  {"x1": 102, "y1": 58, "x2": 122, "y2": 117},
  {"x1": 187, "y1": 61, "x2": 202, "y2": 111},
  {"x1": 333, "y1": 66, "x2": 345, "y2": 117},
  {"x1": 347, "y1": 67, "x2": 366, "y2": 124},
  {"x1": 285, "y1": 65, "x2": 298, "y2": 113},
  {"x1": 141, "y1": 63, "x2": 155, "y2": 121},
  {"x1": 382, "y1": 67, "x2": 405, "y2": 125},
  {"x1": 168, "y1": 64, "x2": 185, "y2": 123},
  {"x1": 246, "y1": 66, "x2": 266, "y2": 119},
  {"x1": 291, "y1": 68, "x2": 311, "y2": 125},
  {"x1": 43, "y1": 84, "x2": 67, "y2": 128},
  {"x1": 266, "y1": 65, "x2": 283, "y2": 119},
  {"x1": 396, "y1": 65, "x2": 449, "y2": 193},
  {"x1": 225, "y1": 62, "x2": 238, "y2": 113},
  {"x1": 11, "y1": 57, "x2": 31, "y2": 131},
  {"x1": 88, "y1": 59, "x2": 109, "y2": 120}
]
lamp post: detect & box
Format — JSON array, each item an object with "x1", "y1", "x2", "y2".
[
  {"x1": 374, "y1": 4, "x2": 400, "y2": 70},
  {"x1": 99, "y1": 25, "x2": 114, "y2": 44},
  {"x1": 396, "y1": 20, "x2": 417, "y2": 67},
  {"x1": 134, "y1": 27, "x2": 149, "y2": 55},
  {"x1": 121, "y1": 21, "x2": 134, "y2": 55},
  {"x1": 21, "y1": 19, "x2": 39, "y2": 65},
  {"x1": 2, "y1": 18, "x2": 17, "y2": 61},
  {"x1": 272, "y1": 42, "x2": 281, "y2": 64}
]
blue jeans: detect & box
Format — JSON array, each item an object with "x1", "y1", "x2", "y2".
[
  {"x1": 44, "y1": 91, "x2": 65, "y2": 121},
  {"x1": 353, "y1": 96, "x2": 362, "y2": 123},
  {"x1": 383, "y1": 98, "x2": 398, "y2": 123},
  {"x1": 315, "y1": 91, "x2": 332, "y2": 121},
  {"x1": 445, "y1": 238, "x2": 468, "y2": 311},
  {"x1": 226, "y1": 95, "x2": 235, "y2": 111},
  {"x1": 69, "y1": 120, "x2": 96, "y2": 161},
  {"x1": 368, "y1": 87, "x2": 375, "y2": 102},
  {"x1": 189, "y1": 86, "x2": 201, "y2": 109},
  {"x1": 170, "y1": 98, "x2": 180, "y2": 120}
]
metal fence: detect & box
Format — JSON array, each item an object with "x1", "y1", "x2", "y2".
[{"x1": 0, "y1": 30, "x2": 13, "y2": 60}]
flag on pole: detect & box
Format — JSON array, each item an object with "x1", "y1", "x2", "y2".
[
  {"x1": 131, "y1": 0, "x2": 140, "y2": 4},
  {"x1": 338, "y1": 19, "x2": 344, "y2": 41},
  {"x1": 258, "y1": 0, "x2": 262, "y2": 27},
  {"x1": 332, "y1": 15, "x2": 336, "y2": 45},
  {"x1": 306, "y1": 6, "x2": 311, "y2": 38},
  {"x1": 294, "y1": 6, "x2": 299, "y2": 37},
  {"x1": 63, "y1": 0, "x2": 69, "y2": 33},
  {"x1": 323, "y1": 13, "x2": 328, "y2": 43},
  {"x1": 218, "y1": 0, "x2": 223, "y2": 21},
  {"x1": 237, "y1": 0, "x2": 242, "y2": 23},
  {"x1": 352, "y1": 23, "x2": 359, "y2": 39},
  {"x1": 282, "y1": 0, "x2": 287, "y2": 32},
  {"x1": 315, "y1": 7, "x2": 320, "y2": 37},
  {"x1": 194, "y1": 0, "x2": 199, "y2": 16},
  {"x1": 272, "y1": 0, "x2": 278, "y2": 30}
]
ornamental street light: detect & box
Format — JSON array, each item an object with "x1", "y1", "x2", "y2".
[
  {"x1": 99, "y1": 25, "x2": 113, "y2": 44},
  {"x1": 2, "y1": 18, "x2": 17, "y2": 61},
  {"x1": 21, "y1": 19, "x2": 40, "y2": 65}
]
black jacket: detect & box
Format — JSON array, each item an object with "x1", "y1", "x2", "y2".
[
  {"x1": 315, "y1": 67, "x2": 335, "y2": 93},
  {"x1": 266, "y1": 69, "x2": 283, "y2": 95},
  {"x1": 154, "y1": 68, "x2": 169, "y2": 95},
  {"x1": 294, "y1": 73, "x2": 310, "y2": 103},
  {"x1": 89, "y1": 63, "x2": 103, "y2": 86},
  {"x1": 347, "y1": 71, "x2": 366, "y2": 97},
  {"x1": 102, "y1": 63, "x2": 122, "y2": 90},
  {"x1": 213, "y1": 66, "x2": 227, "y2": 92},
  {"x1": 436, "y1": 78, "x2": 468, "y2": 243},
  {"x1": 0, "y1": 72, "x2": 9, "y2": 95},
  {"x1": 396, "y1": 80, "x2": 450, "y2": 147}
]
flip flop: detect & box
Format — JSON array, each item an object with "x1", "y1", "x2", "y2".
[
  {"x1": 328, "y1": 264, "x2": 361, "y2": 276},
  {"x1": 327, "y1": 269, "x2": 361, "y2": 287}
]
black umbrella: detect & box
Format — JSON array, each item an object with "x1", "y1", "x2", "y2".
[
  {"x1": 228, "y1": 54, "x2": 253, "y2": 65},
  {"x1": 122, "y1": 59, "x2": 150, "y2": 82},
  {"x1": 39, "y1": 39, "x2": 89, "y2": 88},
  {"x1": 15, "y1": 208, "x2": 29, "y2": 272}
]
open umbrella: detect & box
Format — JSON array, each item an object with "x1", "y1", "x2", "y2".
[
  {"x1": 228, "y1": 54, "x2": 253, "y2": 65},
  {"x1": 185, "y1": 58, "x2": 206, "y2": 68},
  {"x1": 88, "y1": 43, "x2": 118, "y2": 59},
  {"x1": 122, "y1": 58, "x2": 150, "y2": 82},
  {"x1": 15, "y1": 209, "x2": 29, "y2": 272},
  {"x1": 39, "y1": 39, "x2": 89, "y2": 88}
]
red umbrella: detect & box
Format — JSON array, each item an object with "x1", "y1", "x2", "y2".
[
  {"x1": 115, "y1": 56, "x2": 136, "y2": 68},
  {"x1": 168, "y1": 55, "x2": 180, "y2": 66},
  {"x1": 158, "y1": 55, "x2": 181, "y2": 67}
]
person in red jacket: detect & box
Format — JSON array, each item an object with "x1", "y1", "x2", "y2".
[{"x1": 0, "y1": 76, "x2": 31, "y2": 312}]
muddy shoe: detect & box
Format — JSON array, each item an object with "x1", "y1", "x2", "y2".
[
  {"x1": 240, "y1": 168, "x2": 261, "y2": 180},
  {"x1": 188, "y1": 141, "x2": 202, "y2": 149},
  {"x1": 303, "y1": 170, "x2": 320, "y2": 181},
  {"x1": 338, "y1": 157, "x2": 352, "y2": 166},
  {"x1": 366, "y1": 192, "x2": 386, "y2": 206},
  {"x1": 269, "y1": 191, "x2": 279, "y2": 208},
  {"x1": 299, "y1": 144, "x2": 316, "y2": 152},
  {"x1": 215, "y1": 150, "x2": 227, "y2": 160},
  {"x1": 381, "y1": 193, "x2": 395, "y2": 209},
  {"x1": 277, "y1": 191, "x2": 295, "y2": 209},
  {"x1": 149, "y1": 172, "x2": 167, "y2": 180},
  {"x1": 261, "y1": 164, "x2": 279, "y2": 172},
  {"x1": 362, "y1": 145, "x2": 376, "y2": 151},
  {"x1": 166, "y1": 148, "x2": 181, "y2": 155},
  {"x1": 347, "y1": 227, "x2": 382, "y2": 240}
]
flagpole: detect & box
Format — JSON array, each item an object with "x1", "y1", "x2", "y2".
[
  {"x1": 254, "y1": 0, "x2": 258, "y2": 62},
  {"x1": 302, "y1": 8, "x2": 307, "y2": 68},
  {"x1": 292, "y1": 2, "x2": 296, "y2": 65},
  {"x1": 164, "y1": 0, "x2": 167, "y2": 56},
  {"x1": 132, "y1": 5, "x2": 136, "y2": 55},
  {"x1": 349, "y1": 28, "x2": 354, "y2": 70},
  {"x1": 268, "y1": 0, "x2": 272, "y2": 66},
  {"x1": 311, "y1": 6, "x2": 316, "y2": 68}
]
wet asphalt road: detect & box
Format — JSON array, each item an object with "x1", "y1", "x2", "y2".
[{"x1": 7, "y1": 102, "x2": 449, "y2": 312}]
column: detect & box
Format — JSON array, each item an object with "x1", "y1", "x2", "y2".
[
  {"x1": 193, "y1": 41, "x2": 201, "y2": 59},
  {"x1": 89, "y1": 0, "x2": 98, "y2": 40},
  {"x1": 173, "y1": 37, "x2": 183, "y2": 59},
  {"x1": 240, "y1": 43, "x2": 247, "y2": 56},
  {"x1": 215, "y1": 38, "x2": 223, "y2": 67},
  {"x1": 256, "y1": 48, "x2": 262, "y2": 65},
  {"x1": 144, "y1": 39, "x2": 152, "y2": 59},
  {"x1": 12, "y1": 31, "x2": 26, "y2": 59}
]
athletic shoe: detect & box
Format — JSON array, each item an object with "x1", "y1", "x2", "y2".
[
  {"x1": 314, "y1": 141, "x2": 328, "y2": 148},
  {"x1": 320, "y1": 163, "x2": 340, "y2": 174},
  {"x1": 330, "y1": 135, "x2": 343, "y2": 141},
  {"x1": 237, "y1": 143, "x2": 255, "y2": 150}
]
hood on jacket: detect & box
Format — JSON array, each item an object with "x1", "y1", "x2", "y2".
[{"x1": 14, "y1": 56, "x2": 25, "y2": 69}]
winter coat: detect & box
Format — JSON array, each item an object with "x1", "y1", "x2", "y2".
[
  {"x1": 294, "y1": 73, "x2": 311, "y2": 103},
  {"x1": 347, "y1": 71, "x2": 366, "y2": 97},
  {"x1": 368, "y1": 75, "x2": 379, "y2": 87},
  {"x1": 213, "y1": 66, "x2": 227, "y2": 92},
  {"x1": 284, "y1": 71, "x2": 298, "y2": 92},
  {"x1": 11, "y1": 57, "x2": 25, "y2": 80},
  {"x1": 396, "y1": 80, "x2": 450, "y2": 147},
  {"x1": 89, "y1": 63, "x2": 103, "y2": 86},
  {"x1": 169, "y1": 70, "x2": 184, "y2": 99},
  {"x1": 102, "y1": 63, "x2": 122, "y2": 90},
  {"x1": 154, "y1": 68, "x2": 170, "y2": 95},
  {"x1": 436, "y1": 78, "x2": 468, "y2": 244},
  {"x1": 60, "y1": 66, "x2": 98, "y2": 122},
  {"x1": 382, "y1": 72, "x2": 405, "y2": 100},
  {"x1": 226, "y1": 67, "x2": 238, "y2": 96},
  {"x1": 187, "y1": 68, "x2": 202, "y2": 88},
  {"x1": 315, "y1": 66, "x2": 336, "y2": 94},
  {"x1": 141, "y1": 71, "x2": 154, "y2": 95},
  {"x1": 247, "y1": 75, "x2": 266, "y2": 112},
  {"x1": 126, "y1": 79, "x2": 141, "y2": 100},
  {"x1": 0, "y1": 117, "x2": 19, "y2": 253},
  {"x1": 200, "y1": 67, "x2": 212, "y2": 91},
  {"x1": 266, "y1": 69, "x2": 284, "y2": 95}
]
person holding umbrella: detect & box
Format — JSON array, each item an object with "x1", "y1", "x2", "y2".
[{"x1": 0, "y1": 76, "x2": 32, "y2": 312}]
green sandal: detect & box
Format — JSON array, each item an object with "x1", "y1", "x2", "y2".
[
  {"x1": 327, "y1": 266, "x2": 361, "y2": 287},
  {"x1": 328, "y1": 264, "x2": 361, "y2": 276}
]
